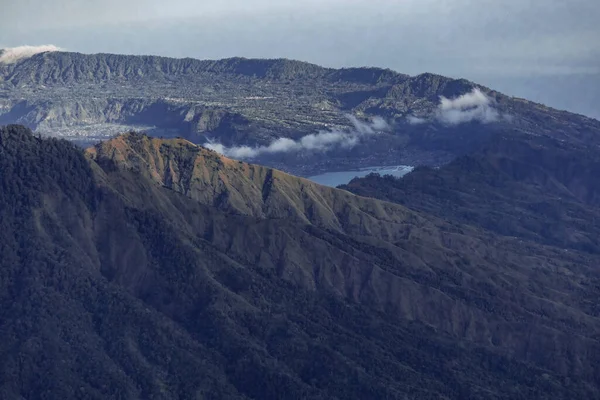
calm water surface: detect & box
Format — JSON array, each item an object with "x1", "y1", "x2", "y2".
[{"x1": 308, "y1": 165, "x2": 414, "y2": 187}]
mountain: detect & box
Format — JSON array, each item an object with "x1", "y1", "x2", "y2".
[
  {"x1": 2, "y1": 124, "x2": 600, "y2": 399},
  {"x1": 86, "y1": 132, "x2": 422, "y2": 234},
  {"x1": 0, "y1": 52, "x2": 409, "y2": 147},
  {"x1": 2, "y1": 51, "x2": 599, "y2": 176},
  {"x1": 340, "y1": 128, "x2": 600, "y2": 254}
]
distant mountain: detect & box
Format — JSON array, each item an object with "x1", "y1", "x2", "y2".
[
  {"x1": 2, "y1": 51, "x2": 598, "y2": 176},
  {"x1": 0, "y1": 51, "x2": 406, "y2": 85},
  {"x1": 2, "y1": 124, "x2": 600, "y2": 399}
]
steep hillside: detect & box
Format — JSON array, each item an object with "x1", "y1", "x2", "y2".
[
  {"x1": 341, "y1": 130, "x2": 600, "y2": 253},
  {"x1": 2, "y1": 125, "x2": 600, "y2": 399},
  {"x1": 87, "y1": 132, "x2": 426, "y2": 239},
  {"x1": 88, "y1": 132, "x2": 600, "y2": 390}
]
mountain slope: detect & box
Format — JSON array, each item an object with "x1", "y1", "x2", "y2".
[
  {"x1": 3, "y1": 51, "x2": 599, "y2": 177},
  {"x1": 87, "y1": 132, "x2": 427, "y2": 239},
  {"x1": 88, "y1": 132, "x2": 600, "y2": 386},
  {"x1": 341, "y1": 129, "x2": 600, "y2": 253},
  {"x1": 2, "y1": 125, "x2": 600, "y2": 399}
]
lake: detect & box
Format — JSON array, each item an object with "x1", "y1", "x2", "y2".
[{"x1": 308, "y1": 165, "x2": 414, "y2": 187}]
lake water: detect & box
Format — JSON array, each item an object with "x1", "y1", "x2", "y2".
[{"x1": 308, "y1": 165, "x2": 414, "y2": 187}]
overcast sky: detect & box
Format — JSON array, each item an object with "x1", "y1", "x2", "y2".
[{"x1": 2, "y1": 0, "x2": 599, "y2": 118}]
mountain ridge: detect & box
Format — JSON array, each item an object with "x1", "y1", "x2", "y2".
[
  {"x1": 2, "y1": 124, "x2": 600, "y2": 398},
  {"x1": 86, "y1": 131, "x2": 428, "y2": 239},
  {"x1": 2, "y1": 50, "x2": 599, "y2": 177},
  {"x1": 0, "y1": 51, "x2": 410, "y2": 85}
]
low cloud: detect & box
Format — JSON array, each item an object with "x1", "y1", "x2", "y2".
[
  {"x1": 436, "y1": 88, "x2": 499, "y2": 125},
  {"x1": 0, "y1": 45, "x2": 62, "y2": 64},
  {"x1": 407, "y1": 115, "x2": 427, "y2": 125},
  {"x1": 404, "y1": 88, "x2": 504, "y2": 125},
  {"x1": 205, "y1": 115, "x2": 389, "y2": 159}
]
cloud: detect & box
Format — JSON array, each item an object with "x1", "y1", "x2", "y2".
[
  {"x1": 404, "y1": 88, "x2": 508, "y2": 125},
  {"x1": 0, "y1": 45, "x2": 62, "y2": 64},
  {"x1": 436, "y1": 88, "x2": 500, "y2": 125},
  {"x1": 407, "y1": 115, "x2": 427, "y2": 125},
  {"x1": 205, "y1": 115, "x2": 389, "y2": 158}
]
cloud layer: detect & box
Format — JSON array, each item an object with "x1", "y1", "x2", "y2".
[
  {"x1": 205, "y1": 115, "x2": 389, "y2": 159},
  {"x1": 0, "y1": 45, "x2": 62, "y2": 64}
]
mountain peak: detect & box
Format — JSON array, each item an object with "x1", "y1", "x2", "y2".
[
  {"x1": 88, "y1": 132, "x2": 203, "y2": 163},
  {"x1": 88, "y1": 131, "x2": 422, "y2": 236},
  {"x1": 87, "y1": 132, "x2": 236, "y2": 189}
]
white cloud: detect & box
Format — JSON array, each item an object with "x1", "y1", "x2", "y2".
[
  {"x1": 436, "y1": 88, "x2": 500, "y2": 125},
  {"x1": 204, "y1": 114, "x2": 389, "y2": 158},
  {"x1": 404, "y1": 88, "x2": 508, "y2": 125},
  {"x1": 407, "y1": 115, "x2": 427, "y2": 125},
  {"x1": 439, "y1": 88, "x2": 490, "y2": 111},
  {"x1": 0, "y1": 45, "x2": 62, "y2": 64}
]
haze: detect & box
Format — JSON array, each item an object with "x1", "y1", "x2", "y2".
[{"x1": 2, "y1": 0, "x2": 598, "y2": 118}]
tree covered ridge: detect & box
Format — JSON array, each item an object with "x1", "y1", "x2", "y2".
[{"x1": 0, "y1": 125, "x2": 96, "y2": 209}]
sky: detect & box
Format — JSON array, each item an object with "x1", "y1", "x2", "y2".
[{"x1": 2, "y1": 0, "x2": 599, "y2": 118}]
